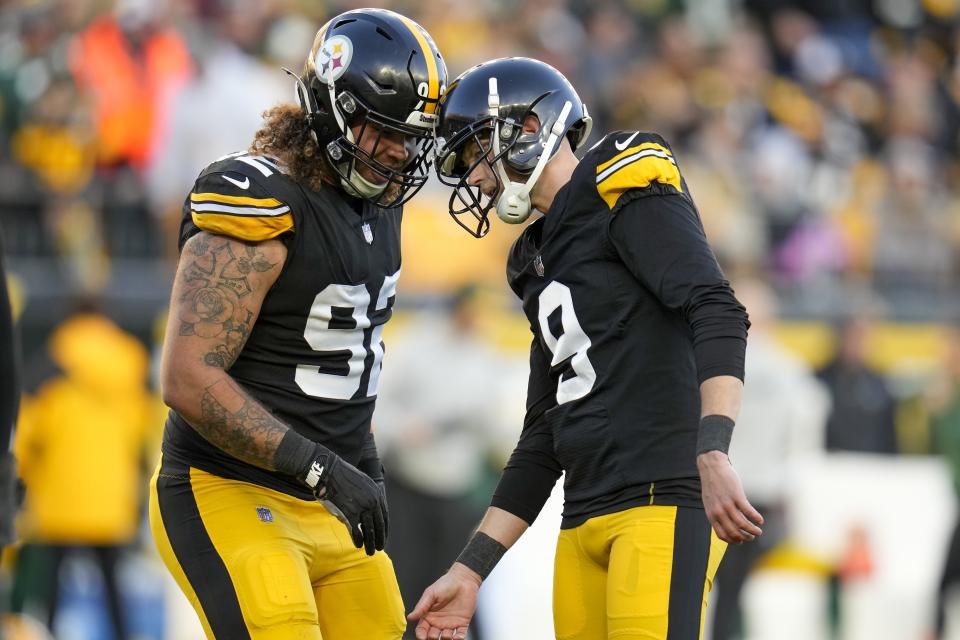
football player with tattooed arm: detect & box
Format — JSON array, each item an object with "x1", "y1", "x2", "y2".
[
  {"x1": 149, "y1": 9, "x2": 447, "y2": 640},
  {"x1": 408, "y1": 58, "x2": 761, "y2": 640}
]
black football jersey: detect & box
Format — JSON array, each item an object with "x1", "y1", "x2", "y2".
[
  {"x1": 494, "y1": 132, "x2": 748, "y2": 528},
  {"x1": 162, "y1": 152, "x2": 402, "y2": 499}
]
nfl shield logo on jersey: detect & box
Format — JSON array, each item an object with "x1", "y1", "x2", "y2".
[
  {"x1": 362, "y1": 222, "x2": 374, "y2": 244},
  {"x1": 534, "y1": 254, "x2": 545, "y2": 277},
  {"x1": 256, "y1": 506, "x2": 274, "y2": 523}
]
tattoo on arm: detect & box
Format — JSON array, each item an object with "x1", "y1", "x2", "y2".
[
  {"x1": 170, "y1": 234, "x2": 287, "y2": 470},
  {"x1": 178, "y1": 235, "x2": 279, "y2": 370},
  {"x1": 196, "y1": 379, "x2": 288, "y2": 470}
]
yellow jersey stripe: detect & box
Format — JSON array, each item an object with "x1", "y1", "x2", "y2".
[
  {"x1": 595, "y1": 152, "x2": 682, "y2": 209},
  {"x1": 190, "y1": 192, "x2": 285, "y2": 208},
  {"x1": 596, "y1": 142, "x2": 674, "y2": 175},
  {"x1": 596, "y1": 148, "x2": 677, "y2": 184},
  {"x1": 395, "y1": 14, "x2": 440, "y2": 114},
  {"x1": 191, "y1": 211, "x2": 294, "y2": 242}
]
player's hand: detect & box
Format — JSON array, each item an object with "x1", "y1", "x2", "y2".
[
  {"x1": 407, "y1": 563, "x2": 481, "y2": 640},
  {"x1": 357, "y1": 456, "x2": 390, "y2": 542},
  {"x1": 375, "y1": 478, "x2": 389, "y2": 542},
  {"x1": 697, "y1": 451, "x2": 764, "y2": 544},
  {"x1": 302, "y1": 448, "x2": 386, "y2": 555}
]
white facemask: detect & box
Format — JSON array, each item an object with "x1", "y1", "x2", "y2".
[{"x1": 487, "y1": 77, "x2": 572, "y2": 225}]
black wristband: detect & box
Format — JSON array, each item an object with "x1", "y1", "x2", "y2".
[
  {"x1": 696, "y1": 414, "x2": 735, "y2": 456},
  {"x1": 455, "y1": 532, "x2": 507, "y2": 581},
  {"x1": 274, "y1": 429, "x2": 324, "y2": 479}
]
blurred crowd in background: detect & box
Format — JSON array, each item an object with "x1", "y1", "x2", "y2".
[
  {"x1": 7, "y1": 0, "x2": 960, "y2": 320},
  {"x1": 7, "y1": 0, "x2": 960, "y2": 638}
]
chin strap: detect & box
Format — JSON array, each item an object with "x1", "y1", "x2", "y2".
[
  {"x1": 341, "y1": 169, "x2": 388, "y2": 199},
  {"x1": 488, "y1": 77, "x2": 572, "y2": 225}
]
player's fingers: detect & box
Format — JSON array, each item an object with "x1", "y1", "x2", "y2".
[
  {"x1": 714, "y1": 495, "x2": 757, "y2": 541},
  {"x1": 408, "y1": 590, "x2": 436, "y2": 621},
  {"x1": 736, "y1": 513, "x2": 763, "y2": 540},
  {"x1": 723, "y1": 494, "x2": 763, "y2": 538},
  {"x1": 415, "y1": 619, "x2": 430, "y2": 640},
  {"x1": 730, "y1": 509, "x2": 762, "y2": 538},
  {"x1": 362, "y1": 512, "x2": 377, "y2": 556},
  {"x1": 737, "y1": 498, "x2": 765, "y2": 527},
  {"x1": 378, "y1": 490, "x2": 390, "y2": 541},
  {"x1": 706, "y1": 513, "x2": 728, "y2": 543},
  {"x1": 719, "y1": 527, "x2": 748, "y2": 544},
  {"x1": 373, "y1": 503, "x2": 386, "y2": 551},
  {"x1": 429, "y1": 626, "x2": 443, "y2": 640},
  {"x1": 721, "y1": 508, "x2": 755, "y2": 543},
  {"x1": 709, "y1": 509, "x2": 743, "y2": 544},
  {"x1": 349, "y1": 517, "x2": 364, "y2": 550}
]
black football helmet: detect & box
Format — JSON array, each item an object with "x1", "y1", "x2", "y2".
[
  {"x1": 293, "y1": 9, "x2": 447, "y2": 208},
  {"x1": 435, "y1": 57, "x2": 592, "y2": 237}
]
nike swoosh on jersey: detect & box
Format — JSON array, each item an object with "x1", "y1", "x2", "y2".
[
  {"x1": 223, "y1": 174, "x2": 250, "y2": 190},
  {"x1": 614, "y1": 132, "x2": 639, "y2": 151}
]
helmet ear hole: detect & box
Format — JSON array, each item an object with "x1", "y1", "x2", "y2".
[{"x1": 570, "y1": 113, "x2": 593, "y2": 151}]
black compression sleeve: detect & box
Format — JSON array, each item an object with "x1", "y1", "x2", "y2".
[
  {"x1": 608, "y1": 194, "x2": 749, "y2": 382},
  {"x1": 0, "y1": 232, "x2": 18, "y2": 450},
  {"x1": 491, "y1": 430, "x2": 562, "y2": 524},
  {"x1": 490, "y1": 339, "x2": 562, "y2": 524}
]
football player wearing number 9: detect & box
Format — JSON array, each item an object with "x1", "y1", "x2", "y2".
[
  {"x1": 148, "y1": 9, "x2": 447, "y2": 640},
  {"x1": 408, "y1": 57, "x2": 762, "y2": 640}
]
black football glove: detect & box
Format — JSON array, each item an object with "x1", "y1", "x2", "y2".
[
  {"x1": 356, "y1": 435, "x2": 389, "y2": 542},
  {"x1": 375, "y1": 478, "x2": 388, "y2": 542},
  {"x1": 301, "y1": 445, "x2": 386, "y2": 556}
]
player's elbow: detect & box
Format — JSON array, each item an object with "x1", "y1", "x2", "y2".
[
  {"x1": 159, "y1": 356, "x2": 204, "y2": 412},
  {"x1": 160, "y1": 373, "x2": 189, "y2": 412}
]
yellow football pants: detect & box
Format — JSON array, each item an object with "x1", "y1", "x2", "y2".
[
  {"x1": 553, "y1": 505, "x2": 726, "y2": 640},
  {"x1": 148, "y1": 455, "x2": 406, "y2": 640}
]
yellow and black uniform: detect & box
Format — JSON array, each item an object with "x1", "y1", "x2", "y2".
[
  {"x1": 495, "y1": 133, "x2": 748, "y2": 639},
  {"x1": 149, "y1": 152, "x2": 405, "y2": 640},
  {"x1": 164, "y1": 151, "x2": 401, "y2": 496}
]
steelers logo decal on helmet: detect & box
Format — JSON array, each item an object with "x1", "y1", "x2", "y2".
[{"x1": 315, "y1": 35, "x2": 353, "y2": 84}]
